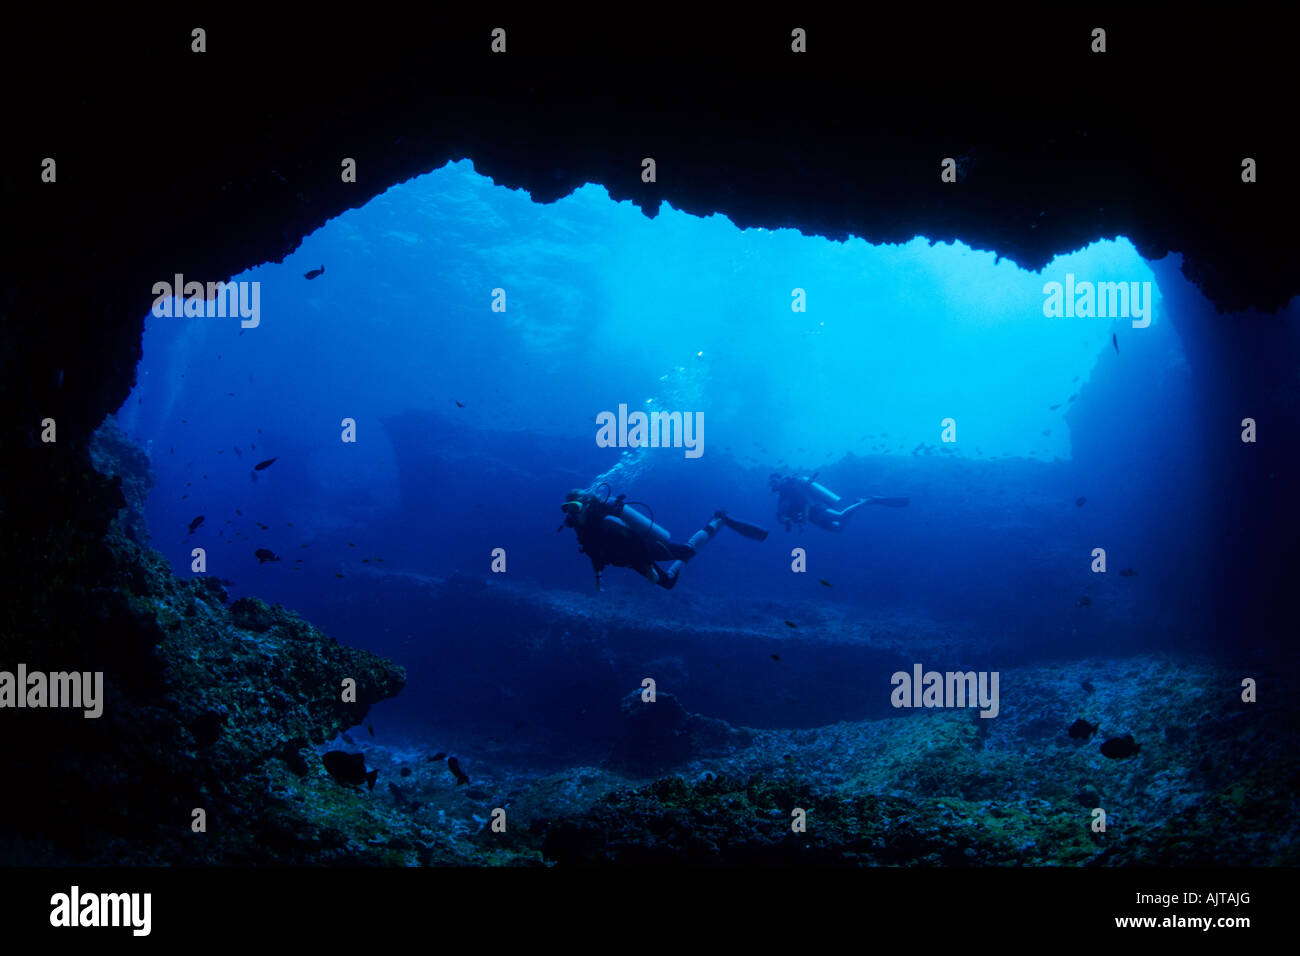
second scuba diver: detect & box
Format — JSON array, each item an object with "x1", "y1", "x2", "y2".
[
  {"x1": 770, "y1": 472, "x2": 909, "y2": 532},
  {"x1": 560, "y1": 487, "x2": 768, "y2": 590}
]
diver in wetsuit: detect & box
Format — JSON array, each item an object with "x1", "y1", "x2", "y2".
[
  {"x1": 560, "y1": 487, "x2": 768, "y2": 590},
  {"x1": 770, "y1": 473, "x2": 908, "y2": 532}
]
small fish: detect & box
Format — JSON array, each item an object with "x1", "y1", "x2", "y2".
[
  {"x1": 233, "y1": 446, "x2": 242, "y2": 458},
  {"x1": 1100, "y1": 734, "x2": 1141, "y2": 759},
  {"x1": 447, "y1": 757, "x2": 470, "y2": 786},
  {"x1": 770, "y1": 654, "x2": 781, "y2": 662},
  {"x1": 254, "y1": 548, "x2": 280, "y2": 564},
  {"x1": 428, "y1": 752, "x2": 447, "y2": 762},
  {"x1": 455, "y1": 400, "x2": 465, "y2": 408},
  {"x1": 818, "y1": 578, "x2": 832, "y2": 588},
  {"x1": 1068, "y1": 394, "x2": 1078, "y2": 402},
  {"x1": 304, "y1": 265, "x2": 325, "y2": 280},
  {"x1": 257, "y1": 522, "x2": 269, "y2": 530},
  {"x1": 253, "y1": 457, "x2": 278, "y2": 471},
  {"x1": 1112, "y1": 333, "x2": 1118, "y2": 354},
  {"x1": 341, "y1": 732, "x2": 356, "y2": 746},
  {"x1": 1068, "y1": 719, "x2": 1099, "y2": 740},
  {"x1": 188, "y1": 515, "x2": 205, "y2": 534},
  {"x1": 367, "y1": 724, "x2": 375, "y2": 737},
  {"x1": 348, "y1": 542, "x2": 355, "y2": 547},
  {"x1": 1075, "y1": 497, "x2": 1087, "y2": 507},
  {"x1": 1119, "y1": 568, "x2": 1138, "y2": 577},
  {"x1": 465, "y1": 789, "x2": 489, "y2": 801},
  {"x1": 335, "y1": 573, "x2": 345, "y2": 578},
  {"x1": 1049, "y1": 404, "x2": 1061, "y2": 410},
  {"x1": 1081, "y1": 679, "x2": 1095, "y2": 693},
  {"x1": 301, "y1": 544, "x2": 309, "y2": 549},
  {"x1": 235, "y1": 509, "x2": 242, "y2": 515},
  {"x1": 362, "y1": 559, "x2": 371, "y2": 564},
  {"x1": 375, "y1": 558, "x2": 385, "y2": 563},
  {"x1": 322, "y1": 750, "x2": 377, "y2": 789},
  {"x1": 1077, "y1": 596, "x2": 1092, "y2": 607}
]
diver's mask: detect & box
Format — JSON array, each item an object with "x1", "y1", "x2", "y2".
[{"x1": 561, "y1": 490, "x2": 592, "y2": 520}]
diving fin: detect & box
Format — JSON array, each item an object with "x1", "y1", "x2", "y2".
[
  {"x1": 716, "y1": 511, "x2": 769, "y2": 542},
  {"x1": 866, "y1": 497, "x2": 910, "y2": 507}
]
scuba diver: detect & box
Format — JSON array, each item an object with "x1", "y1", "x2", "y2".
[
  {"x1": 560, "y1": 486, "x2": 768, "y2": 590},
  {"x1": 770, "y1": 472, "x2": 909, "y2": 532}
]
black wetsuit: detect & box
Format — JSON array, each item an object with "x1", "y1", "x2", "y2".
[
  {"x1": 566, "y1": 500, "x2": 680, "y2": 587},
  {"x1": 774, "y1": 477, "x2": 859, "y2": 531},
  {"x1": 774, "y1": 478, "x2": 811, "y2": 530}
]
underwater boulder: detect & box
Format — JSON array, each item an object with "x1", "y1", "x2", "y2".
[
  {"x1": 228, "y1": 596, "x2": 277, "y2": 632},
  {"x1": 608, "y1": 688, "x2": 751, "y2": 772}
]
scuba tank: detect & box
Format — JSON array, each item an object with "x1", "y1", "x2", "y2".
[
  {"x1": 607, "y1": 495, "x2": 672, "y2": 543},
  {"x1": 800, "y1": 473, "x2": 841, "y2": 506}
]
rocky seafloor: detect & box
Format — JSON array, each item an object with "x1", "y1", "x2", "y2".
[
  {"x1": 1, "y1": 419, "x2": 1294, "y2": 866},
  {"x1": 318, "y1": 650, "x2": 1299, "y2": 867}
]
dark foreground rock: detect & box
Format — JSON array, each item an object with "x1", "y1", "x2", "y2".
[
  {"x1": 0, "y1": 423, "x2": 429, "y2": 863},
  {"x1": 0, "y1": 520, "x2": 419, "y2": 863}
]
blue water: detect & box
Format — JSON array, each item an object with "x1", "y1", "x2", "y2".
[{"x1": 116, "y1": 158, "x2": 1221, "y2": 750}]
